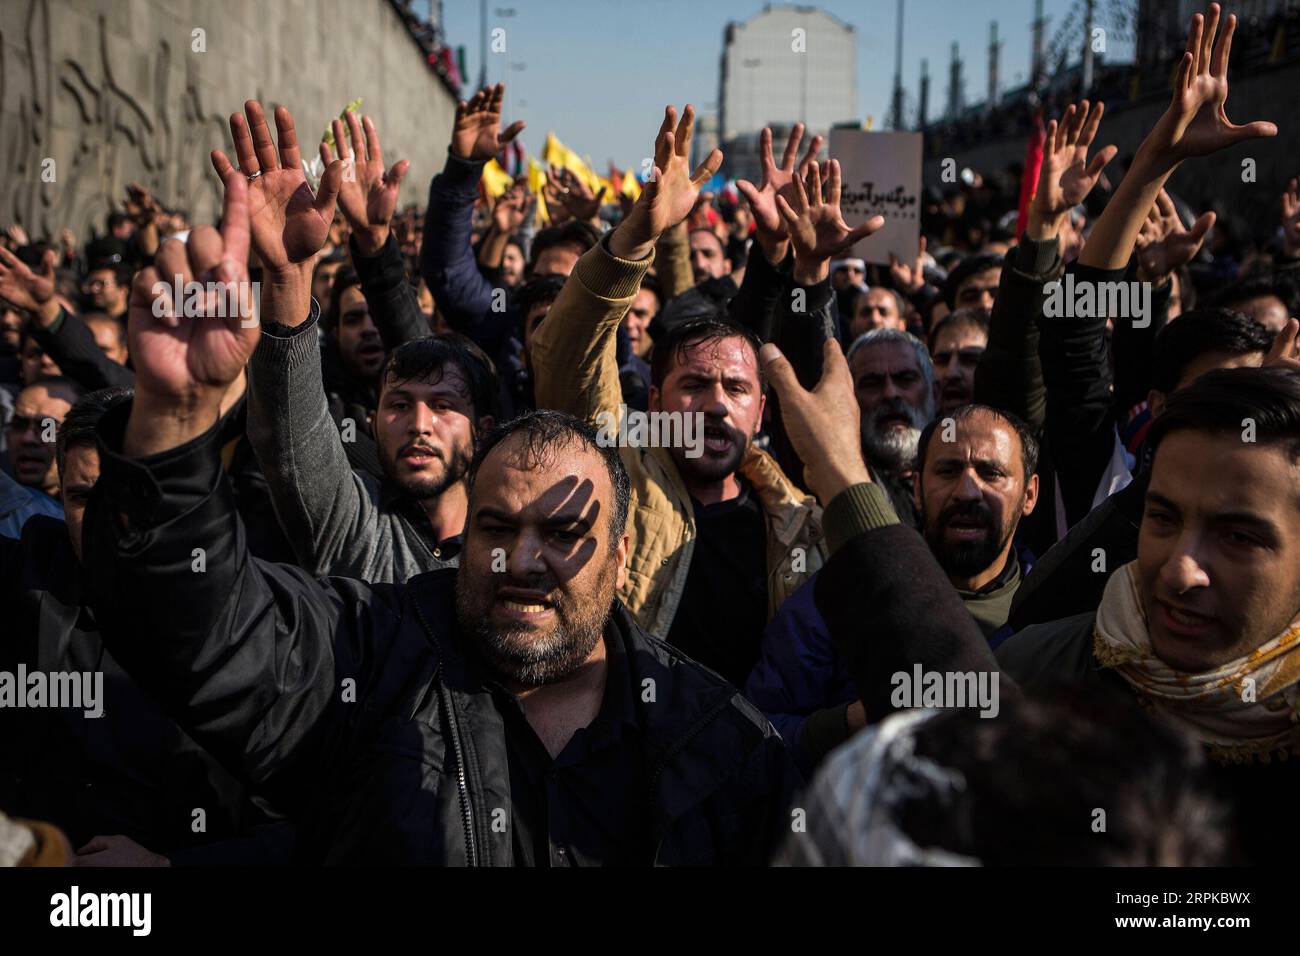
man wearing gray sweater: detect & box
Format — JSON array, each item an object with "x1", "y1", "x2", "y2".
[
  {"x1": 248, "y1": 302, "x2": 498, "y2": 583},
  {"x1": 244, "y1": 102, "x2": 500, "y2": 584}
]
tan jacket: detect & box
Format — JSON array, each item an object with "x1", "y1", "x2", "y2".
[{"x1": 532, "y1": 237, "x2": 826, "y2": 639}]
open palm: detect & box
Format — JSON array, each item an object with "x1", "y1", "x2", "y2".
[
  {"x1": 210, "y1": 100, "x2": 341, "y2": 272},
  {"x1": 737, "y1": 124, "x2": 823, "y2": 239},
  {"x1": 1035, "y1": 101, "x2": 1116, "y2": 219},
  {"x1": 778, "y1": 160, "x2": 884, "y2": 261},
  {"x1": 639, "y1": 105, "x2": 723, "y2": 237},
  {"x1": 452, "y1": 83, "x2": 525, "y2": 162},
  {"x1": 1146, "y1": 6, "x2": 1276, "y2": 169},
  {"x1": 323, "y1": 111, "x2": 409, "y2": 244}
]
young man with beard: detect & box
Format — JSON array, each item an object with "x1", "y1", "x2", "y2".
[
  {"x1": 845, "y1": 327, "x2": 935, "y2": 527},
  {"x1": 531, "y1": 105, "x2": 830, "y2": 686},
  {"x1": 235, "y1": 100, "x2": 500, "y2": 583},
  {"x1": 745, "y1": 403, "x2": 1039, "y2": 771},
  {"x1": 79, "y1": 171, "x2": 800, "y2": 864}
]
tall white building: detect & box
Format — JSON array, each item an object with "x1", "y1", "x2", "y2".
[{"x1": 718, "y1": 5, "x2": 856, "y2": 179}]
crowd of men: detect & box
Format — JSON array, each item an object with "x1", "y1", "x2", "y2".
[{"x1": 2, "y1": 4, "x2": 1299, "y2": 867}]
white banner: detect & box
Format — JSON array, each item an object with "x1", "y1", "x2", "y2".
[{"x1": 828, "y1": 129, "x2": 922, "y2": 267}]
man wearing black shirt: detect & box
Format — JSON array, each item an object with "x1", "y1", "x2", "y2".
[
  {"x1": 666, "y1": 480, "x2": 768, "y2": 685},
  {"x1": 82, "y1": 159, "x2": 800, "y2": 864}
]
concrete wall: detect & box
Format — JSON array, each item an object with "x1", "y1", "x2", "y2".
[
  {"x1": 0, "y1": 0, "x2": 458, "y2": 242},
  {"x1": 922, "y1": 58, "x2": 1300, "y2": 238}
]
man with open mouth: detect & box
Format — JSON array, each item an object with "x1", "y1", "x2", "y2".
[{"x1": 242, "y1": 106, "x2": 502, "y2": 585}]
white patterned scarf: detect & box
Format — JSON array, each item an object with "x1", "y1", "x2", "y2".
[{"x1": 1093, "y1": 562, "x2": 1300, "y2": 763}]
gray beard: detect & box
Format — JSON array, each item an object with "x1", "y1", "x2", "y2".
[{"x1": 863, "y1": 422, "x2": 921, "y2": 474}]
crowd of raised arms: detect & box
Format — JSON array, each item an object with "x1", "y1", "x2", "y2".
[{"x1": 3, "y1": 4, "x2": 1300, "y2": 867}]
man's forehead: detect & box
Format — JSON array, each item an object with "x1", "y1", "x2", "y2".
[
  {"x1": 960, "y1": 268, "x2": 1001, "y2": 287},
  {"x1": 1151, "y1": 431, "x2": 1300, "y2": 515},
  {"x1": 672, "y1": 336, "x2": 758, "y2": 375},
  {"x1": 16, "y1": 387, "x2": 72, "y2": 411},
  {"x1": 934, "y1": 324, "x2": 988, "y2": 351},
  {"x1": 853, "y1": 341, "x2": 919, "y2": 373},
  {"x1": 63, "y1": 442, "x2": 101, "y2": 475},
  {"x1": 689, "y1": 231, "x2": 723, "y2": 253},
  {"x1": 474, "y1": 436, "x2": 612, "y2": 521},
  {"x1": 929, "y1": 416, "x2": 1019, "y2": 466},
  {"x1": 385, "y1": 362, "x2": 471, "y2": 396}
]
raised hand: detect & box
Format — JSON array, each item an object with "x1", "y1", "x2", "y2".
[
  {"x1": 322, "y1": 111, "x2": 410, "y2": 256},
  {"x1": 545, "y1": 167, "x2": 604, "y2": 224},
  {"x1": 758, "y1": 338, "x2": 871, "y2": 504},
  {"x1": 210, "y1": 100, "x2": 343, "y2": 275},
  {"x1": 1264, "y1": 317, "x2": 1300, "y2": 371},
  {"x1": 777, "y1": 159, "x2": 884, "y2": 282},
  {"x1": 1030, "y1": 101, "x2": 1117, "y2": 236},
  {"x1": 123, "y1": 182, "x2": 161, "y2": 228},
  {"x1": 1281, "y1": 178, "x2": 1300, "y2": 258},
  {"x1": 452, "y1": 83, "x2": 525, "y2": 162},
  {"x1": 889, "y1": 235, "x2": 928, "y2": 293},
  {"x1": 610, "y1": 105, "x2": 723, "y2": 261},
  {"x1": 1141, "y1": 4, "x2": 1276, "y2": 174},
  {"x1": 493, "y1": 181, "x2": 532, "y2": 234},
  {"x1": 0, "y1": 245, "x2": 58, "y2": 323},
  {"x1": 736, "y1": 124, "x2": 823, "y2": 261},
  {"x1": 1081, "y1": 5, "x2": 1272, "y2": 271},
  {"x1": 1135, "y1": 189, "x2": 1214, "y2": 281},
  {"x1": 124, "y1": 167, "x2": 256, "y2": 456}
]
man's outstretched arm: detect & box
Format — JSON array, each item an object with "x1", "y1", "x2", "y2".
[
  {"x1": 83, "y1": 103, "x2": 395, "y2": 815},
  {"x1": 419, "y1": 83, "x2": 525, "y2": 355},
  {"x1": 532, "y1": 104, "x2": 723, "y2": 421},
  {"x1": 322, "y1": 110, "x2": 428, "y2": 349},
  {"x1": 760, "y1": 338, "x2": 1014, "y2": 723}
]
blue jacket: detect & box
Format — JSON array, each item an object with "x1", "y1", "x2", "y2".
[
  {"x1": 745, "y1": 547, "x2": 1034, "y2": 776},
  {"x1": 419, "y1": 150, "x2": 529, "y2": 416},
  {"x1": 0, "y1": 469, "x2": 62, "y2": 538}
]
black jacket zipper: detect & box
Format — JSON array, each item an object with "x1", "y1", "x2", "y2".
[{"x1": 413, "y1": 593, "x2": 479, "y2": 866}]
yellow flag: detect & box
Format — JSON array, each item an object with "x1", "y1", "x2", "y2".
[
  {"x1": 527, "y1": 157, "x2": 550, "y2": 224},
  {"x1": 481, "y1": 158, "x2": 514, "y2": 199},
  {"x1": 543, "y1": 132, "x2": 602, "y2": 195},
  {"x1": 620, "y1": 172, "x2": 641, "y2": 202}
]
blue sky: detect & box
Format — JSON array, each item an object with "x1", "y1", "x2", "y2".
[{"x1": 438, "y1": 0, "x2": 1137, "y2": 169}]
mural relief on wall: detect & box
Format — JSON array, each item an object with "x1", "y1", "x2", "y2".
[{"x1": 1, "y1": 0, "x2": 230, "y2": 242}]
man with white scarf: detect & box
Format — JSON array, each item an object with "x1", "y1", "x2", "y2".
[{"x1": 761, "y1": 341, "x2": 1300, "y2": 864}]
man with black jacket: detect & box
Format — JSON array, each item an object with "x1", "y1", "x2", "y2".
[
  {"x1": 81, "y1": 128, "x2": 800, "y2": 866},
  {"x1": 1, "y1": 387, "x2": 291, "y2": 865}
]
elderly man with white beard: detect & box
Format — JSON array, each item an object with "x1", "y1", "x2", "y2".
[{"x1": 845, "y1": 328, "x2": 936, "y2": 527}]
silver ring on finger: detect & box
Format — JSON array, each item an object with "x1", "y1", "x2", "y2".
[{"x1": 247, "y1": 170, "x2": 263, "y2": 181}]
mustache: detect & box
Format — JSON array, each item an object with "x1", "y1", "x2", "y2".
[
  {"x1": 937, "y1": 500, "x2": 994, "y2": 529},
  {"x1": 702, "y1": 418, "x2": 744, "y2": 441},
  {"x1": 489, "y1": 574, "x2": 561, "y2": 603},
  {"x1": 398, "y1": 440, "x2": 443, "y2": 458},
  {"x1": 869, "y1": 397, "x2": 924, "y2": 428}
]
